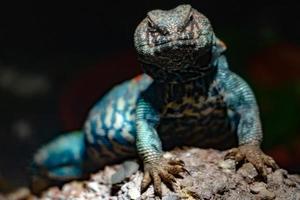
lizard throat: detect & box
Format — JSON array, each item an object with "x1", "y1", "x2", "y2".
[{"x1": 140, "y1": 48, "x2": 216, "y2": 84}]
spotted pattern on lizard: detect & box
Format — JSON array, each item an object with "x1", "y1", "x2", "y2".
[{"x1": 32, "y1": 4, "x2": 278, "y2": 197}]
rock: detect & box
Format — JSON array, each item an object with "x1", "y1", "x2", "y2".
[
  {"x1": 250, "y1": 182, "x2": 268, "y2": 194},
  {"x1": 219, "y1": 159, "x2": 236, "y2": 172},
  {"x1": 284, "y1": 178, "x2": 296, "y2": 187},
  {"x1": 250, "y1": 182, "x2": 275, "y2": 200},
  {"x1": 162, "y1": 194, "x2": 180, "y2": 200},
  {"x1": 269, "y1": 169, "x2": 285, "y2": 184},
  {"x1": 3, "y1": 148, "x2": 300, "y2": 199},
  {"x1": 128, "y1": 187, "x2": 140, "y2": 199},
  {"x1": 86, "y1": 181, "x2": 101, "y2": 193},
  {"x1": 110, "y1": 160, "x2": 140, "y2": 184},
  {"x1": 258, "y1": 189, "x2": 275, "y2": 200},
  {"x1": 4, "y1": 187, "x2": 31, "y2": 200},
  {"x1": 237, "y1": 163, "x2": 259, "y2": 183}
]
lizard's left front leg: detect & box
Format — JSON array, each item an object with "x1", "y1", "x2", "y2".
[
  {"x1": 221, "y1": 71, "x2": 278, "y2": 178},
  {"x1": 136, "y1": 97, "x2": 187, "y2": 197}
]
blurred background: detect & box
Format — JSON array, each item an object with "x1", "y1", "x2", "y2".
[{"x1": 0, "y1": 1, "x2": 299, "y2": 193}]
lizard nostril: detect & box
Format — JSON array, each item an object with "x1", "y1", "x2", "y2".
[
  {"x1": 162, "y1": 29, "x2": 169, "y2": 36},
  {"x1": 189, "y1": 14, "x2": 194, "y2": 22}
]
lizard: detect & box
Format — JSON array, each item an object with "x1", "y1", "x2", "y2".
[{"x1": 32, "y1": 4, "x2": 278, "y2": 197}]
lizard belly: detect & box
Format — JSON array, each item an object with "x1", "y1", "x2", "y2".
[{"x1": 158, "y1": 99, "x2": 238, "y2": 150}]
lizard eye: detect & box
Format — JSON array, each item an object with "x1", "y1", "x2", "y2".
[
  {"x1": 180, "y1": 14, "x2": 194, "y2": 32},
  {"x1": 148, "y1": 21, "x2": 153, "y2": 28},
  {"x1": 148, "y1": 21, "x2": 157, "y2": 33}
]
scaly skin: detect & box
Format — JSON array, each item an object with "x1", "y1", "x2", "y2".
[{"x1": 32, "y1": 4, "x2": 278, "y2": 197}]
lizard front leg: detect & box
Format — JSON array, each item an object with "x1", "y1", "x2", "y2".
[
  {"x1": 136, "y1": 97, "x2": 187, "y2": 197},
  {"x1": 220, "y1": 70, "x2": 278, "y2": 178},
  {"x1": 224, "y1": 108, "x2": 278, "y2": 178}
]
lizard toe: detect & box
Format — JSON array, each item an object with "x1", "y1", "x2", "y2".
[
  {"x1": 227, "y1": 144, "x2": 278, "y2": 180},
  {"x1": 150, "y1": 170, "x2": 162, "y2": 198},
  {"x1": 141, "y1": 171, "x2": 151, "y2": 193},
  {"x1": 224, "y1": 148, "x2": 239, "y2": 160},
  {"x1": 168, "y1": 158, "x2": 185, "y2": 166},
  {"x1": 141, "y1": 157, "x2": 187, "y2": 197},
  {"x1": 166, "y1": 164, "x2": 187, "y2": 175},
  {"x1": 262, "y1": 154, "x2": 279, "y2": 169}
]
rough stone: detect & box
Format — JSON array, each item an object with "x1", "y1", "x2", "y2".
[{"x1": 2, "y1": 148, "x2": 300, "y2": 200}]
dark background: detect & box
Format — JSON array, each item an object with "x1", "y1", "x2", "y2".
[{"x1": 0, "y1": 1, "x2": 299, "y2": 192}]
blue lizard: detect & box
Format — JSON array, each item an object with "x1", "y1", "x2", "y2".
[{"x1": 32, "y1": 4, "x2": 278, "y2": 197}]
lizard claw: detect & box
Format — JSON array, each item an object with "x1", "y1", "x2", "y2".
[
  {"x1": 168, "y1": 158, "x2": 185, "y2": 166},
  {"x1": 225, "y1": 144, "x2": 279, "y2": 179},
  {"x1": 141, "y1": 157, "x2": 186, "y2": 197},
  {"x1": 141, "y1": 171, "x2": 151, "y2": 193},
  {"x1": 182, "y1": 167, "x2": 191, "y2": 175}
]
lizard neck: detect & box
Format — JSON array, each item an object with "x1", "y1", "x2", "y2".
[
  {"x1": 141, "y1": 43, "x2": 224, "y2": 107},
  {"x1": 154, "y1": 44, "x2": 221, "y2": 103},
  {"x1": 141, "y1": 43, "x2": 222, "y2": 85},
  {"x1": 155, "y1": 70, "x2": 216, "y2": 104}
]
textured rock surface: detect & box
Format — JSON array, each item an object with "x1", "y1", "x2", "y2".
[{"x1": 3, "y1": 148, "x2": 300, "y2": 200}]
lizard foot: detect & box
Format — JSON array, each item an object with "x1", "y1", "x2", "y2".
[
  {"x1": 141, "y1": 157, "x2": 188, "y2": 198},
  {"x1": 225, "y1": 144, "x2": 279, "y2": 179}
]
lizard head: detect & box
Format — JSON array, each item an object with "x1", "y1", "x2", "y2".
[{"x1": 134, "y1": 4, "x2": 216, "y2": 83}]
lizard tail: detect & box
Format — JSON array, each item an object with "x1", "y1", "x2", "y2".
[
  {"x1": 30, "y1": 131, "x2": 88, "y2": 193},
  {"x1": 31, "y1": 131, "x2": 87, "y2": 180}
]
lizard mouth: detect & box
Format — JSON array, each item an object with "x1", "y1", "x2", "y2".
[
  {"x1": 137, "y1": 32, "x2": 212, "y2": 69},
  {"x1": 152, "y1": 38, "x2": 199, "y2": 49},
  {"x1": 146, "y1": 32, "x2": 212, "y2": 55},
  {"x1": 136, "y1": 36, "x2": 198, "y2": 49},
  {"x1": 150, "y1": 36, "x2": 212, "y2": 60}
]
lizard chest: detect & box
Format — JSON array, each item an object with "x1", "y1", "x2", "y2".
[
  {"x1": 157, "y1": 91, "x2": 236, "y2": 149},
  {"x1": 159, "y1": 93, "x2": 228, "y2": 130}
]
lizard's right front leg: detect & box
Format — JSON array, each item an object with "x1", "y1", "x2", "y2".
[{"x1": 136, "y1": 97, "x2": 187, "y2": 197}]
